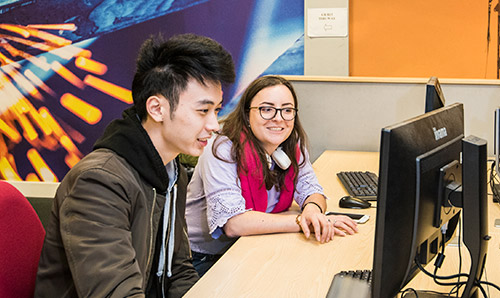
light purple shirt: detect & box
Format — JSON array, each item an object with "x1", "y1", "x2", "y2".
[{"x1": 185, "y1": 136, "x2": 325, "y2": 255}]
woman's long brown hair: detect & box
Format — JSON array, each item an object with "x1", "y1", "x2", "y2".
[{"x1": 213, "y1": 75, "x2": 309, "y2": 191}]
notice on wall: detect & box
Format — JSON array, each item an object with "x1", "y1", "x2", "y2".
[{"x1": 307, "y1": 8, "x2": 348, "y2": 38}]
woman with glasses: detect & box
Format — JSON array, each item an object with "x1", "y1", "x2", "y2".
[{"x1": 185, "y1": 75, "x2": 358, "y2": 276}]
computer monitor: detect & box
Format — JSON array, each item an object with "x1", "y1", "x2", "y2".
[
  {"x1": 425, "y1": 76, "x2": 446, "y2": 113},
  {"x1": 371, "y1": 103, "x2": 489, "y2": 298}
]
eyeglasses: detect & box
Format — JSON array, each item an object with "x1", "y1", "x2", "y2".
[{"x1": 249, "y1": 106, "x2": 297, "y2": 121}]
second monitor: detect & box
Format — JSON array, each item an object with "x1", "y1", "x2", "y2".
[{"x1": 425, "y1": 76, "x2": 446, "y2": 113}]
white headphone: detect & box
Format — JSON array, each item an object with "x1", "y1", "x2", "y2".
[{"x1": 269, "y1": 147, "x2": 292, "y2": 170}]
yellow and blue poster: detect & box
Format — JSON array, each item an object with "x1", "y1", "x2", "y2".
[{"x1": 0, "y1": 0, "x2": 304, "y2": 181}]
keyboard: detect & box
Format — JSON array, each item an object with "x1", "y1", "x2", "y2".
[
  {"x1": 337, "y1": 171, "x2": 378, "y2": 201},
  {"x1": 326, "y1": 270, "x2": 372, "y2": 298}
]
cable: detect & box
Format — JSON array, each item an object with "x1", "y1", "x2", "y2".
[
  {"x1": 443, "y1": 175, "x2": 460, "y2": 215},
  {"x1": 432, "y1": 225, "x2": 447, "y2": 285},
  {"x1": 415, "y1": 259, "x2": 468, "y2": 284},
  {"x1": 418, "y1": 254, "x2": 500, "y2": 297},
  {"x1": 407, "y1": 160, "x2": 500, "y2": 297},
  {"x1": 478, "y1": 283, "x2": 488, "y2": 297},
  {"x1": 449, "y1": 283, "x2": 463, "y2": 297},
  {"x1": 399, "y1": 287, "x2": 452, "y2": 298},
  {"x1": 480, "y1": 280, "x2": 500, "y2": 292},
  {"x1": 483, "y1": 268, "x2": 491, "y2": 297},
  {"x1": 399, "y1": 288, "x2": 419, "y2": 297},
  {"x1": 489, "y1": 161, "x2": 500, "y2": 204},
  {"x1": 442, "y1": 180, "x2": 463, "y2": 295},
  {"x1": 430, "y1": 184, "x2": 464, "y2": 296}
]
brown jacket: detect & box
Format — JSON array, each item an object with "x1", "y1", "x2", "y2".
[{"x1": 35, "y1": 107, "x2": 198, "y2": 297}]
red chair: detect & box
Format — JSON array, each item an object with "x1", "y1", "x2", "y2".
[{"x1": 0, "y1": 181, "x2": 46, "y2": 298}]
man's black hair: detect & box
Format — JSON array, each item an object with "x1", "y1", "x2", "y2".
[{"x1": 132, "y1": 33, "x2": 236, "y2": 120}]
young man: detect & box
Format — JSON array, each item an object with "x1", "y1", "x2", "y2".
[{"x1": 35, "y1": 33, "x2": 235, "y2": 297}]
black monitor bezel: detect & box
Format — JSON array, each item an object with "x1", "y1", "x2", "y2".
[{"x1": 371, "y1": 103, "x2": 465, "y2": 298}]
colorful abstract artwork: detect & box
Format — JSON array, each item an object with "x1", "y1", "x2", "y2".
[{"x1": 0, "y1": 0, "x2": 304, "y2": 181}]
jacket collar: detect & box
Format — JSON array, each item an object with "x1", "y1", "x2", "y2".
[{"x1": 93, "y1": 106, "x2": 170, "y2": 193}]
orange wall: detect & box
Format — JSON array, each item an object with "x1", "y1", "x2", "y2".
[{"x1": 349, "y1": 1, "x2": 497, "y2": 79}]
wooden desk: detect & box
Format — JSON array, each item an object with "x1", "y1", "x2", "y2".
[{"x1": 184, "y1": 150, "x2": 500, "y2": 298}]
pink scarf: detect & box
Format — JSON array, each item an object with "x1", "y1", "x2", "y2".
[{"x1": 238, "y1": 132, "x2": 298, "y2": 213}]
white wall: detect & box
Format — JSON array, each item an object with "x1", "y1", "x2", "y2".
[
  {"x1": 285, "y1": 76, "x2": 500, "y2": 162},
  {"x1": 304, "y1": 0, "x2": 349, "y2": 76}
]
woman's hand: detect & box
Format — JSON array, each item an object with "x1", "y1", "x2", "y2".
[
  {"x1": 298, "y1": 205, "x2": 359, "y2": 243},
  {"x1": 325, "y1": 214, "x2": 358, "y2": 236},
  {"x1": 296, "y1": 203, "x2": 332, "y2": 243}
]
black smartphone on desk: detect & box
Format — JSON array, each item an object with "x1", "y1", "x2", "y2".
[{"x1": 326, "y1": 211, "x2": 370, "y2": 224}]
